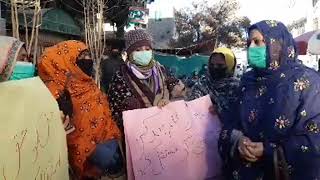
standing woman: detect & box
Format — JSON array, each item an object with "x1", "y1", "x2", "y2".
[
  {"x1": 38, "y1": 40, "x2": 121, "y2": 179},
  {"x1": 218, "y1": 20, "x2": 320, "y2": 180},
  {"x1": 0, "y1": 36, "x2": 35, "y2": 81},
  {"x1": 108, "y1": 29, "x2": 184, "y2": 130},
  {"x1": 188, "y1": 47, "x2": 239, "y2": 115}
]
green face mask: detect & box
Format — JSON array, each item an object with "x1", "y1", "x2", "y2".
[
  {"x1": 10, "y1": 61, "x2": 35, "y2": 80},
  {"x1": 132, "y1": 50, "x2": 153, "y2": 66},
  {"x1": 248, "y1": 46, "x2": 267, "y2": 69}
]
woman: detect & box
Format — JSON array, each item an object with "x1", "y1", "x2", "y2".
[
  {"x1": 108, "y1": 29, "x2": 184, "y2": 130},
  {"x1": 100, "y1": 43, "x2": 125, "y2": 92},
  {"x1": 218, "y1": 20, "x2": 320, "y2": 180},
  {"x1": 0, "y1": 37, "x2": 70, "y2": 179},
  {"x1": 188, "y1": 47, "x2": 239, "y2": 115},
  {"x1": 0, "y1": 36, "x2": 35, "y2": 81},
  {"x1": 38, "y1": 40, "x2": 121, "y2": 179}
]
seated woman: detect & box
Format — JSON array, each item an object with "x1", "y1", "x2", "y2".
[
  {"x1": 108, "y1": 29, "x2": 185, "y2": 131},
  {"x1": 218, "y1": 20, "x2": 320, "y2": 180},
  {"x1": 188, "y1": 47, "x2": 239, "y2": 115},
  {"x1": 38, "y1": 40, "x2": 122, "y2": 180}
]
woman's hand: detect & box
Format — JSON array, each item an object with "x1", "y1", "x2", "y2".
[
  {"x1": 246, "y1": 142, "x2": 264, "y2": 158},
  {"x1": 238, "y1": 136, "x2": 258, "y2": 162},
  {"x1": 61, "y1": 111, "x2": 75, "y2": 134},
  {"x1": 157, "y1": 99, "x2": 170, "y2": 108},
  {"x1": 170, "y1": 80, "x2": 186, "y2": 98}
]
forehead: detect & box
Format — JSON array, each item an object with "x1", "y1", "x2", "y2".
[
  {"x1": 135, "y1": 45, "x2": 151, "y2": 49},
  {"x1": 210, "y1": 53, "x2": 225, "y2": 62},
  {"x1": 249, "y1": 29, "x2": 264, "y2": 39}
]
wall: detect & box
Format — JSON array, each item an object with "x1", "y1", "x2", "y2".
[
  {"x1": 312, "y1": 0, "x2": 320, "y2": 30},
  {"x1": 0, "y1": 2, "x2": 5, "y2": 36},
  {"x1": 0, "y1": 18, "x2": 6, "y2": 36},
  {"x1": 147, "y1": 18, "x2": 175, "y2": 49}
]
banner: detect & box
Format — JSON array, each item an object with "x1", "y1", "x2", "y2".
[
  {"x1": 124, "y1": 95, "x2": 222, "y2": 180},
  {"x1": 0, "y1": 77, "x2": 69, "y2": 180},
  {"x1": 128, "y1": 7, "x2": 149, "y2": 25},
  {"x1": 155, "y1": 53, "x2": 209, "y2": 77}
]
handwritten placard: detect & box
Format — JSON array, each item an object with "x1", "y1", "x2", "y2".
[
  {"x1": 0, "y1": 77, "x2": 69, "y2": 180},
  {"x1": 123, "y1": 95, "x2": 222, "y2": 180}
]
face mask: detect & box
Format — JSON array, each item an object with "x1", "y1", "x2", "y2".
[
  {"x1": 248, "y1": 46, "x2": 267, "y2": 69},
  {"x1": 10, "y1": 61, "x2": 35, "y2": 80},
  {"x1": 76, "y1": 59, "x2": 94, "y2": 77},
  {"x1": 209, "y1": 67, "x2": 227, "y2": 80},
  {"x1": 132, "y1": 50, "x2": 153, "y2": 66}
]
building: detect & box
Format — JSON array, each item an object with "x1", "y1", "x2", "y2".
[
  {"x1": 287, "y1": 0, "x2": 313, "y2": 37},
  {"x1": 288, "y1": 18, "x2": 308, "y2": 37},
  {"x1": 287, "y1": 0, "x2": 320, "y2": 37},
  {"x1": 146, "y1": 0, "x2": 176, "y2": 49},
  {"x1": 147, "y1": 18, "x2": 175, "y2": 49},
  {"x1": 287, "y1": 0, "x2": 320, "y2": 70},
  {"x1": 5, "y1": 7, "x2": 81, "y2": 61},
  {"x1": 312, "y1": 0, "x2": 320, "y2": 30},
  {"x1": 0, "y1": 2, "x2": 6, "y2": 35}
]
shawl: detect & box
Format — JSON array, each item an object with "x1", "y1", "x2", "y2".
[
  {"x1": 38, "y1": 40, "x2": 121, "y2": 178},
  {"x1": 125, "y1": 61, "x2": 169, "y2": 107}
]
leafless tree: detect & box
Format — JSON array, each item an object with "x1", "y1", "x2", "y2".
[
  {"x1": 10, "y1": 0, "x2": 41, "y2": 64},
  {"x1": 82, "y1": 0, "x2": 107, "y2": 87}
]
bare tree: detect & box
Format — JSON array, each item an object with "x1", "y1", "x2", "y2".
[
  {"x1": 10, "y1": 0, "x2": 41, "y2": 64},
  {"x1": 171, "y1": 0, "x2": 251, "y2": 48},
  {"x1": 82, "y1": 0, "x2": 107, "y2": 87}
]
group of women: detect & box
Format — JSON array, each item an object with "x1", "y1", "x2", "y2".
[{"x1": 1, "y1": 20, "x2": 320, "y2": 180}]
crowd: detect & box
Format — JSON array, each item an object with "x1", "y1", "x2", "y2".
[{"x1": 1, "y1": 20, "x2": 320, "y2": 180}]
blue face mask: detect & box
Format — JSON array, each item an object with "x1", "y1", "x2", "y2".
[
  {"x1": 10, "y1": 61, "x2": 35, "y2": 80},
  {"x1": 132, "y1": 50, "x2": 153, "y2": 66},
  {"x1": 248, "y1": 46, "x2": 267, "y2": 69}
]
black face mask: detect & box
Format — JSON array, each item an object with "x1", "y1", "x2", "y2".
[
  {"x1": 76, "y1": 59, "x2": 94, "y2": 77},
  {"x1": 110, "y1": 51, "x2": 119, "y2": 58},
  {"x1": 209, "y1": 67, "x2": 227, "y2": 80}
]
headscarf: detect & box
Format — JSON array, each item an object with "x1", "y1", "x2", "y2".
[
  {"x1": 247, "y1": 20, "x2": 298, "y2": 75},
  {"x1": 0, "y1": 36, "x2": 24, "y2": 82},
  {"x1": 211, "y1": 47, "x2": 236, "y2": 75},
  {"x1": 38, "y1": 40, "x2": 121, "y2": 178}
]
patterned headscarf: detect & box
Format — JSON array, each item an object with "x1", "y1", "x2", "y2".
[
  {"x1": 0, "y1": 36, "x2": 24, "y2": 82},
  {"x1": 248, "y1": 20, "x2": 298, "y2": 72}
]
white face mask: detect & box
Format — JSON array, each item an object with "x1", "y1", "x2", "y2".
[{"x1": 132, "y1": 50, "x2": 153, "y2": 66}]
